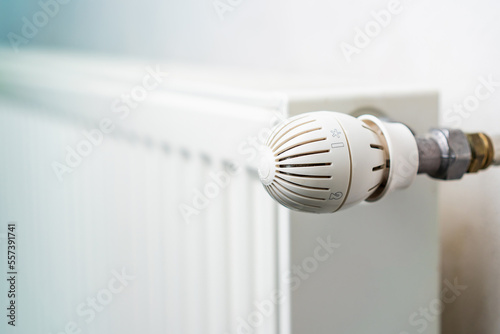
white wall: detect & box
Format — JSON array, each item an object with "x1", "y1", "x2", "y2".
[{"x1": 2, "y1": 0, "x2": 500, "y2": 332}]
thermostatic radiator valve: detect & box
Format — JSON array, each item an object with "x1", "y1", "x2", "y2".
[{"x1": 258, "y1": 111, "x2": 500, "y2": 214}]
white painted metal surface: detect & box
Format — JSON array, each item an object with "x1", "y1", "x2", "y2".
[
  {"x1": 0, "y1": 49, "x2": 284, "y2": 334},
  {"x1": 286, "y1": 90, "x2": 439, "y2": 334}
]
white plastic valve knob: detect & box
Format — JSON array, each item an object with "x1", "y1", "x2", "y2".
[{"x1": 258, "y1": 111, "x2": 419, "y2": 213}]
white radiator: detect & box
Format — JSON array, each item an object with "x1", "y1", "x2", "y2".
[{"x1": 0, "y1": 49, "x2": 439, "y2": 334}]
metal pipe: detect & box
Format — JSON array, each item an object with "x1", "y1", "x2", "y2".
[
  {"x1": 415, "y1": 129, "x2": 496, "y2": 180},
  {"x1": 416, "y1": 136, "x2": 441, "y2": 176}
]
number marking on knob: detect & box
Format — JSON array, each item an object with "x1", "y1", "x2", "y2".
[{"x1": 329, "y1": 192, "x2": 344, "y2": 200}]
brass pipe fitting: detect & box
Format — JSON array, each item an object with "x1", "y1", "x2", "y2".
[{"x1": 466, "y1": 133, "x2": 495, "y2": 173}]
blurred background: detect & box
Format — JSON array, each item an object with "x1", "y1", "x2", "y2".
[{"x1": 1, "y1": 0, "x2": 500, "y2": 333}]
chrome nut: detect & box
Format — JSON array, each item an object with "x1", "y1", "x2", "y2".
[{"x1": 429, "y1": 129, "x2": 471, "y2": 180}]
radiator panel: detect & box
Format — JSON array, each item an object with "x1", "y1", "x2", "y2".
[
  {"x1": 0, "y1": 49, "x2": 439, "y2": 334},
  {"x1": 0, "y1": 82, "x2": 283, "y2": 334}
]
